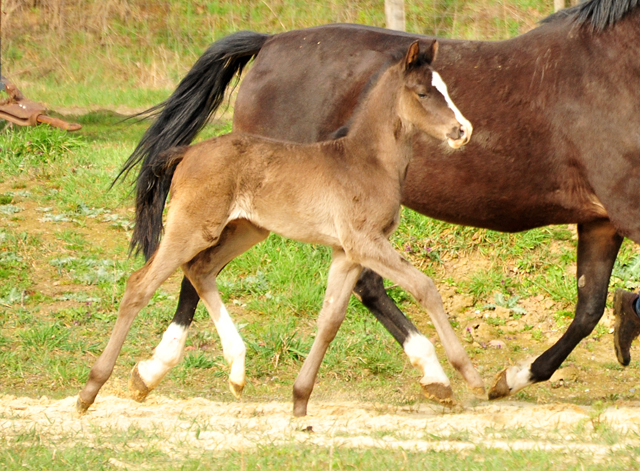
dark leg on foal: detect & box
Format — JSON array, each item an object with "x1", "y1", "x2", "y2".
[{"x1": 489, "y1": 220, "x2": 623, "y2": 399}]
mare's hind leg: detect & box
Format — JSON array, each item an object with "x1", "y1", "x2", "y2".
[
  {"x1": 129, "y1": 220, "x2": 269, "y2": 402},
  {"x1": 349, "y1": 239, "x2": 485, "y2": 402},
  {"x1": 77, "y1": 227, "x2": 213, "y2": 414},
  {"x1": 489, "y1": 220, "x2": 622, "y2": 399},
  {"x1": 292, "y1": 248, "x2": 362, "y2": 417}
]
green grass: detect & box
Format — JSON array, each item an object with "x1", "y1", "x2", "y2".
[
  {"x1": 2, "y1": 2, "x2": 640, "y2": 468},
  {"x1": 3, "y1": 0, "x2": 552, "y2": 110}
]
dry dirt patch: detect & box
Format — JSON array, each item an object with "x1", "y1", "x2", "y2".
[{"x1": 2, "y1": 395, "x2": 639, "y2": 457}]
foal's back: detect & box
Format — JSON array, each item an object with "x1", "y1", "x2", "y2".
[{"x1": 171, "y1": 131, "x2": 404, "y2": 247}]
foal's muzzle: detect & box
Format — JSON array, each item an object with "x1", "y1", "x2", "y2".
[{"x1": 447, "y1": 123, "x2": 472, "y2": 149}]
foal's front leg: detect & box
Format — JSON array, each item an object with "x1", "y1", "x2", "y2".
[
  {"x1": 352, "y1": 239, "x2": 485, "y2": 401},
  {"x1": 292, "y1": 248, "x2": 363, "y2": 417}
]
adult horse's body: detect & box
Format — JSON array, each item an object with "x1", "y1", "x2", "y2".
[{"x1": 122, "y1": 0, "x2": 640, "y2": 400}]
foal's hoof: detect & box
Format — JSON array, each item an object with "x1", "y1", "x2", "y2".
[
  {"x1": 488, "y1": 369, "x2": 510, "y2": 400},
  {"x1": 292, "y1": 400, "x2": 308, "y2": 417},
  {"x1": 421, "y1": 382, "x2": 454, "y2": 407},
  {"x1": 470, "y1": 385, "x2": 487, "y2": 399},
  {"x1": 129, "y1": 363, "x2": 152, "y2": 403},
  {"x1": 229, "y1": 380, "x2": 245, "y2": 399},
  {"x1": 75, "y1": 395, "x2": 92, "y2": 415}
]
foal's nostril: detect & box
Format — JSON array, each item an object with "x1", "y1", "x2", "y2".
[{"x1": 446, "y1": 126, "x2": 462, "y2": 140}]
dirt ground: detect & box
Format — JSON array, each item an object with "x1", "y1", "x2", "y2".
[{"x1": 2, "y1": 394, "x2": 640, "y2": 458}]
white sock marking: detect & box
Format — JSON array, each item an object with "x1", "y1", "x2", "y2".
[
  {"x1": 403, "y1": 333, "x2": 450, "y2": 386},
  {"x1": 505, "y1": 358, "x2": 535, "y2": 394},
  {"x1": 213, "y1": 304, "x2": 246, "y2": 387},
  {"x1": 431, "y1": 71, "x2": 473, "y2": 139},
  {"x1": 137, "y1": 323, "x2": 189, "y2": 389}
]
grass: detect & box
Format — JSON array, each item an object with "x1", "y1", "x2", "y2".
[
  {"x1": 3, "y1": 0, "x2": 552, "y2": 110},
  {"x1": 2, "y1": 1, "x2": 640, "y2": 468}
]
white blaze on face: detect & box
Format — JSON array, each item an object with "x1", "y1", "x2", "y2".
[
  {"x1": 137, "y1": 323, "x2": 189, "y2": 389},
  {"x1": 403, "y1": 333, "x2": 450, "y2": 386},
  {"x1": 431, "y1": 71, "x2": 473, "y2": 145}
]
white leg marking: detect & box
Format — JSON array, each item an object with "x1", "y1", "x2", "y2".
[
  {"x1": 505, "y1": 358, "x2": 535, "y2": 394},
  {"x1": 431, "y1": 71, "x2": 473, "y2": 138},
  {"x1": 212, "y1": 304, "x2": 246, "y2": 388},
  {"x1": 403, "y1": 333, "x2": 450, "y2": 386},
  {"x1": 137, "y1": 323, "x2": 189, "y2": 389}
]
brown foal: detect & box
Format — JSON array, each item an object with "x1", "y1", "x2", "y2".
[{"x1": 77, "y1": 40, "x2": 480, "y2": 417}]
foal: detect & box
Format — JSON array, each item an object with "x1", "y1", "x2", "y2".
[{"x1": 77, "y1": 40, "x2": 475, "y2": 417}]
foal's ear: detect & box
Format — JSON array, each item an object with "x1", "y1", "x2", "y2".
[
  {"x1": 404, "y1": 41, "x2": 421, "y2": 70},
  {"x1": 424, "y1": 40, "x2": 439, "y2": 64}
]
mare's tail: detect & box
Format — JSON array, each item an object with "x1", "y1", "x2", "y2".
[
  {"x1": 136, "y1": 146, "x2": 188, "y2": 260},
  {"x1": 117, "y1": 31, "x2": 270, "y2": 259}
]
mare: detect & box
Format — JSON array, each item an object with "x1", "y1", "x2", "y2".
[
  {"x1": 77, "y1": 41, "x2": 476, "y2": 416},
  {"x1": 120, "y1": 0, "x2": 640, "y2": 401}
]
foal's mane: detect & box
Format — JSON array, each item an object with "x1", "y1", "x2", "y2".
[{"x1": 542, "y1": 0, "x2": 639, "y2": 31}]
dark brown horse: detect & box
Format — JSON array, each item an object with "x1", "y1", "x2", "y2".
[
  {"x1": 77, "y1": 42, "x2": 478, "y2": 415},
  {"x1": 119, "y1": 0, "x2": 640, "y2": 401}
]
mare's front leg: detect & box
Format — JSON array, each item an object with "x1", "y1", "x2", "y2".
[
  {"x1": 292, "y1": 248, "x2": 362, "y2": 417},
  {"x1": 353, "y1": 241, "x2": 484, "y2": 403},
  {"x1": 489, "y1": 219, "x2": 623, "y2": 399},
  {"x1": 129, "y1": 220, "x2": 269, "y2": 401}
]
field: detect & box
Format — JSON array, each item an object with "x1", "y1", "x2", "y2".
[{"x1": 2, "y1": 1, "x2": 640, "y2": 469}]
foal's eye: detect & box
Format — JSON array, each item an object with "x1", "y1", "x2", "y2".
[{"x1": 417, "y1": 93, "x2": 428, "y2": 98}]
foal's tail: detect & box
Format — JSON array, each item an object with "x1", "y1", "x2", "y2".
[
  {"x1": 136, "y1": 146, "x2": 188, "y2": 261},
  {"x1": 116, "y1": 31, "x2": 270, "y2": 259}
]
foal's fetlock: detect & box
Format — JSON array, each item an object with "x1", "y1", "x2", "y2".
[
  {"x1": 129, "y1": 363, "x2": 153, "y2": 402},
  {"x1": 421, "y1": 382, "x2": 454, "y2": 407}
]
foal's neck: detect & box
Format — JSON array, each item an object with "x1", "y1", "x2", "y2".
[{"x1": 343, "y1": 66, "x2": 412, "y2": 165}]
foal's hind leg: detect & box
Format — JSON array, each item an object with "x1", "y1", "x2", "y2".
[
  {"x1": 350, "y1": 239, "x2": 485, "y2": 402},
  {"x1": 182, "y1": 221, "x2": 269, "y2": 399},
  {"x1": 129, "y1": 220, "x2": 268, "y2": 402},
  {"x1": 292, "y1": 248, "x2": 362, "y2": 417},
  {"x1": 77, "y1": 229, "x2": 213, "y2": 414}
]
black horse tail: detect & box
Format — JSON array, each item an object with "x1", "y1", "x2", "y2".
[
  {"x1": 134, "y1": 146, "x2": 188, "y2": 260},
  {"x1": 117, "y1": 30, "x2": 270, "y2": 259}
]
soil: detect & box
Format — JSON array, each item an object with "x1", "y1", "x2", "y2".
[{"x1": 2, "y1": 394, "x2": 640, "y2": 457}]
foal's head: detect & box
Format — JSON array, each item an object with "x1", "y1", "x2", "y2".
[{"x1": 398, "y1": 41, "x2": 472, "y2": 149}]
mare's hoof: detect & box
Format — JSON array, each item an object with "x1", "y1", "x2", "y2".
[
  {"x1": 76, "y1": 395, "x2": 92, "y2": 415},
  {"x1": 488, "y1": 369, "x2": 510, "y2": 400},
  {"x1": 229, "y1": 380, "x2": 245, "y2": 399},
  {"x1": 129, "y1": 363, "x2": 152, "y2": 402},
  {"x1": 613, "y1": 289, "x2": 640, "y2": 367},
  {"x1": 421, "y1": 382, "x2": 454, "y2": 407}
]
